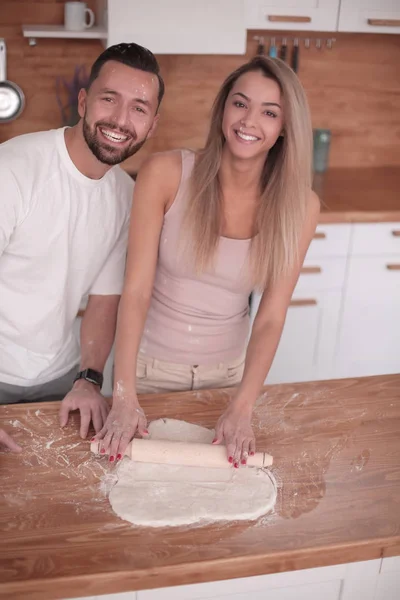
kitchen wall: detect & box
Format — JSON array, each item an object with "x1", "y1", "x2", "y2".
[{"x1": 1, "y1": 0, "x2": 400, "y2": 174}]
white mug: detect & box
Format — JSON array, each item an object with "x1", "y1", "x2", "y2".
[{"x1": 64, "y1": 2, "x2": 95, "y2": 31}]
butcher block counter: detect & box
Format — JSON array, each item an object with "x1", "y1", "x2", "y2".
[
  {"x1": 0, "y1": 374, "x2": 399, "y2": 600},
  {"x1": 314, "y1": 166, "x2": 400, "y2": 224}
]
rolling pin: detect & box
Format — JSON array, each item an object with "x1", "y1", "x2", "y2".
[{"x1": 90, "y1": 438, "x2": 273, "y2": 469}]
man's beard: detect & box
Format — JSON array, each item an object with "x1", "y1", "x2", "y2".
[{"x1": 83, "y1": 117, "x2": 147, "y2": 166}]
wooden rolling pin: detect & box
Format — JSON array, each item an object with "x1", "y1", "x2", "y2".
[{"x1": 90, "y1": 438, "x2": 273, "y2": 469}]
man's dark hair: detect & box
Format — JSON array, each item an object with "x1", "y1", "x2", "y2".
[{"x1": 88, "y1": 42, "x2": 165, "y2": 107}]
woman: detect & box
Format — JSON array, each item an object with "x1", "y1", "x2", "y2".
[{"x1": 95, "y1": 56, "x2": 320, "y2": 466}]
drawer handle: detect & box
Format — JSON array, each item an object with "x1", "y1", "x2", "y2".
[
  {"x1": 313, "y1": 232, "x2": 326, "y2": 240},
  {"x1": 368, "y1": 18, "x2": 400, "y2": 27},
  {"x1": 386, "y1": 264, "x2": 400, "y2": 271},
  {"x1": 77, "y1": 309, "x2": 85, "y2": 317},
  {"x1": 391, "y1": 230, "x2": 400, "y2": 237},
  {"x1": 290, "y1": 299, "x2": 317, "y2": 307},
  {"x1": 301, "y1": 266, "x2": 322, "y2": 274},
  {"x1": 268, "y1": 15, "x2": 311, "y2": 23}
]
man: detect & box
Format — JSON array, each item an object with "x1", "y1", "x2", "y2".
[{"x1": 0, "y1": 42, "x2": 165, "y2": 439}]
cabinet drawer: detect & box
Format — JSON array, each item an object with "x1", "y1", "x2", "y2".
[
  {"x1": 296, "y1": 257, "x2": 347, "y2": 292},
  {"x1": 306, "y1": 224, "x2": 352, "y2": 259},
  {"x1": 245, "y1": 0, "x2": 340, "y2": 32},
  {"x1": 351, "y1": 222, "x2": 400, "y2": 255}
]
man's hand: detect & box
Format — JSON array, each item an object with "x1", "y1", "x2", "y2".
[
  {"x1": 59, "y1": 380, "x2": 110, "y2": 439},
  {"x1": 0, "y1": 428, "x2": 22, "y2": 453}
]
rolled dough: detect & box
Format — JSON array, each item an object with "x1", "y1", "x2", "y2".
[{"x1": 107, "y1": 419, "x2": 276, "y2": 527}]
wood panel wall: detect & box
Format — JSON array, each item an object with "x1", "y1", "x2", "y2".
[{"x1": 1, "y1": 0, "x2": 400, "y2": 173}]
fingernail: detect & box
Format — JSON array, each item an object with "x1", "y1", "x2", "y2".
[
  {"x1": 144, "y1": 429, "x2": 149, "y2": 435},
  {"x1": 228, "y1": 456, "x2": 233, "y2": 463},
  {"x1": 116, "y1": 453, "x2": 122, "y2": 461},
  {"x1": 241, "y1": 459, "x2": 246, "y2": 465},
  {"x1": 91, "y1": 437, "x2": 96, "y2": 442},
  {"x1": 234, "y1": 462, "x2": 239, "y2": 469},
  {"x1": 100, "y1": 448, "x2": 106, "y2": 454},
  {"x1": 109, "y1": 455, "x2": 115, "y2": 462},
  {"x1": 212, "y1": 438, "x2": 217, "y2": 444},
  {"x1": 250, "y1": 451, "x2": 255, "y2": 456}
]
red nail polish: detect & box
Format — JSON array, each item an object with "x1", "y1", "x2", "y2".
[
  {"x1": 228, "y1": 456, "x2": 233, "y2": 463},
  {"x1": 109, "y1": 456, "x2": 115, "y2": 462},
  {"x1": 116, "y1": 453, "x2": 122, "y2": 461},
  {"x1": 241, "y1": 459, "x2": 246, "y2": 465},
  {"x1": 250, "y1": 451, "x2": 255, "y2": 456},
  {"x1": 234, "y1": 462, "x2": 239, "y2": 469},
  {"x1": 100, "y1": 448, "x2": 106, "y2": 454},
  {"x1": 91, "y1": 437, "x2": 96, "y2": 442}
]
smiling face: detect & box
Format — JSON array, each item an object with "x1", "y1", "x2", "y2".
[
  {"x1": 222, "y1": 70, "x2": 284, "y2": 160},
  {"x1": 78, "y1": 60, "x2": 160, "y2": 165}
]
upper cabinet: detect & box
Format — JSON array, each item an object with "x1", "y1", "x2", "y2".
[
  {"x1": 338, "y1": 0, "x2": 400, "y2": 34},
  {"x1": 107, "y1": 0, "x2": 246, "y2": 54},
  {"x1": 245, "y1": 0, "x2": 340, "y2": 32}
]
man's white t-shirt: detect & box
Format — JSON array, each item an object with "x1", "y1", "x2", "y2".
[{"x1": 0, "y1": 128, "x2": 134, "y2": 386}]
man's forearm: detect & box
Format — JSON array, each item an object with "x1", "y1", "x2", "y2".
[{"x1": 79, "y1": 294, "x2": 120, "y2": 373}]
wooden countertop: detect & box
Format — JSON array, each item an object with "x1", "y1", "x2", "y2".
[
  {"x1": 1, "y1": 374, "x2": 400, "y2": 600},
  {"x1": 315, "y1": 166, "x2": 400, "y2": 223}
]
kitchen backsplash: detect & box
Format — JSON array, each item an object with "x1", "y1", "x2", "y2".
[{"x1": 1, "y1": 0, "x2": 399, "y2": 173}]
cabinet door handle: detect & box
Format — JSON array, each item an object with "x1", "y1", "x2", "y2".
[
  {"x1": 313, "y1": 232, "x2": 326, "y2": 240},
  {"x1": 301, "y1": 266, "x2": 322, "y2": 274},
  {"x1": 290, "y1": 299, "x2": 317, "y2": 307},
  {"x1": 391, "y1": 230, "x2": 400, "y2": 237},
  {"x1": 268, "y1": 15, "x2": 311, "y2": 23},
  {"x1": 386, "y1": 264, "x2": 400, "y2": 271},
  {"x1": 368, "y1": 18, "x2": 400, "y2": 27}
]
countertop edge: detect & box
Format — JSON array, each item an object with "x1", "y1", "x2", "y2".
[
  {"x1": 2, "y1": 537, "x2": 399, "y2": 600},
  {"x1": 319, "y1": 211, "x2": 400, "y2": 224}
]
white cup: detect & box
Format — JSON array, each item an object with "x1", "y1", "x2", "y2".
[{"x1": 64, "y1": 2, "x2": 95, "y2": 31}]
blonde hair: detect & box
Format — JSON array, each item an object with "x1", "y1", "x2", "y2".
[{"x1": 181, "y1": 56, "x2": 313, "y2": 291}]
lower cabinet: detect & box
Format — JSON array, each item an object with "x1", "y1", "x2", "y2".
[
  {"x1": 250, "y1": 222, "x2": 400, "y2": 384},
  {"x1": 335, "y1": 255, "x2": 400, "y2": 378},
  {"x1": 250, "y1": 290, "x2": 342, "y2": 384},
  {"x1": 69, "y1": 557, "x2": 400, "y2": 600}
]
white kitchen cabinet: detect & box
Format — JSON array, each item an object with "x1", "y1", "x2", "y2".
[
  {"x1": 250, "y1": 221, "x2": 400, "y2": 384},
  {"x1": 245, "y1": 0, "x2": 340, "y2": 32},
  {"x1": 249, "y1": 224, "x2": 350, "y2": 384},
  {"x1": 251, "y1": 288, "x2": 343, "y2": 384},
  {"x1": 70, "y1": 559, "x2": 384, "y2": 600},
  {"x1": 107, "y1": 0, "x2": 246, "y2": 54},
  {"x1": 339, "y1": 0, "x2": 400, "y2": 34},
  {"x1": 335, "y1": 253, "x2": 400, "y2": 379},
  {"x1": 374, "y1": 556, "x2": 400, "y2": 600}
]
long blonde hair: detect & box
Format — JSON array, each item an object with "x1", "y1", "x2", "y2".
[{"x1": 182, "y1": 56, "x2": 313, "y2": 291}]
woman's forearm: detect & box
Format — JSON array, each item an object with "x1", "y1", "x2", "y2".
[
  {"x1": 232, "y1": 319, "x2": 285, "y2": 412},
  {"x1": 112, "y1": 290, "x2": 151, "y2": 404}
]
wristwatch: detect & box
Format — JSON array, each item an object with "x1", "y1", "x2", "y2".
[{"x1": 73, "y1": 368, "x2": 104, "y2": 389}]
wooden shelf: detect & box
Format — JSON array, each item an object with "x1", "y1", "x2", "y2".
[{"x1": 22, "y1": 24, "x2": 107, "y2": 42}]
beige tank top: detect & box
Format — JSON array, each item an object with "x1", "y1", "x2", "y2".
[{"x1": 139, "y1": 150, "x2": 254, "y2": 365}]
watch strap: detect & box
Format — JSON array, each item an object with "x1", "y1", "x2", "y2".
[{"x1": 73, "y1": 368, "x2": 104, "y2": 389}]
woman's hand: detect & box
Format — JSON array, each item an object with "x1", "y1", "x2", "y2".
[
  {"x1": 93, "y1": 396, "x2": 148, "y2": 462},
  {"x1": 212, "y1": 403, "x2": 255, "y2": 468}
]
